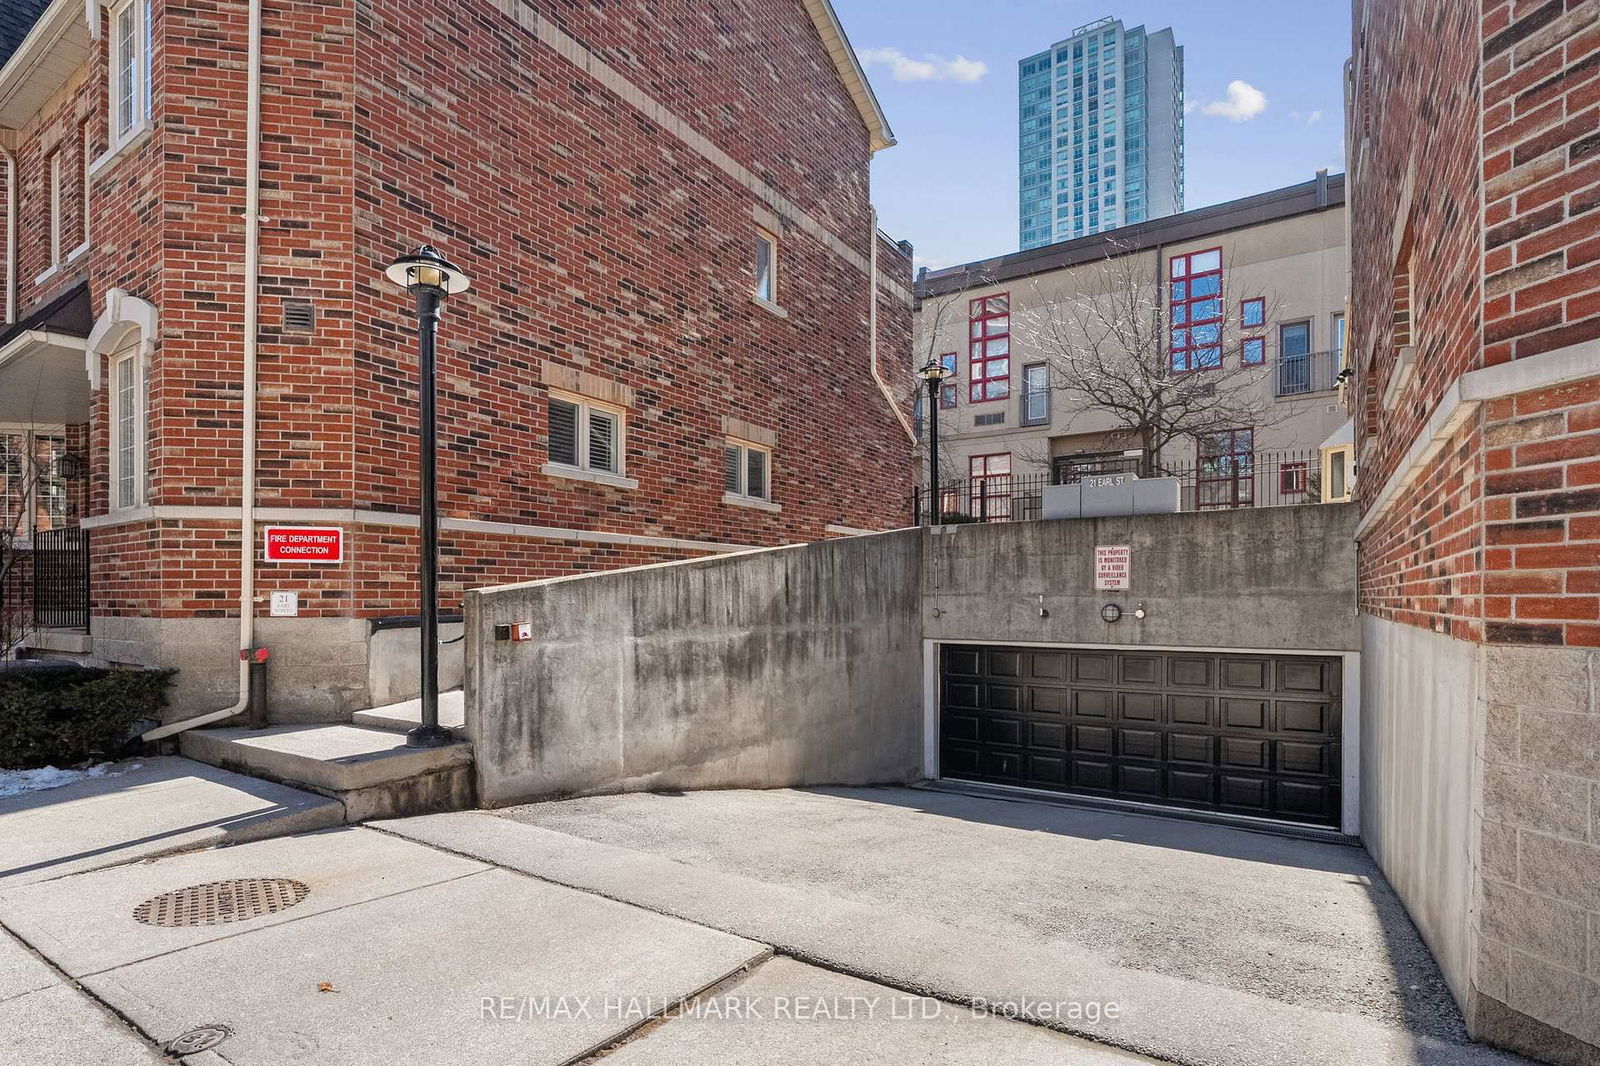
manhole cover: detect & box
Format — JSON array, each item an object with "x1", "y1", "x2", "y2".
[
  {"x1": 133, "y1": 878, "x2": 309, "y2": 927},
  {"x1": 167, "y1": 1026, "x2": 230, "y2": 1055}
]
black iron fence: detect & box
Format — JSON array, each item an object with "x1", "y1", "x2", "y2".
[
  {"x1": 1275, "y1": 350, "x2": 1342, "y2": 397},
  {"x1": 31, "y1": 527, "x2": 90, "y2": 630},
  {"x1": 912, "y1": 450, "x2": 1323, "y2": 525}
]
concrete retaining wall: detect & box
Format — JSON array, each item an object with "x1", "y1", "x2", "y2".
[
  {"x1": 922, "y1": 504, "x2": 1359, "y2": 651},
  {"x1": 1359, "y1": 617, "x2": 1479, "y2": 1005},
  {"x1": 464, "y1": 530, "x2": 925, "y2": 806}
]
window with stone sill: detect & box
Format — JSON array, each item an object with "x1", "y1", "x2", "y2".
[
  {"x1": 723, "y1": 440, "x2": 771, "y2": 503},
  {"x1": 547, "y1": 395, "x2": 623, "y2": 477}
]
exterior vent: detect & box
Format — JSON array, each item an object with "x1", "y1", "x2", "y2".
[
  {"x1": 974, "y1": 412, "x2": 1005, "y2": 427},
  {"x1": 282, "y1": 300, "x2": 315, "y2": 333}
]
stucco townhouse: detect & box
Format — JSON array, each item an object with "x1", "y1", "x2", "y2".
[
  {"x1": 1350, "y1": 1, "x2": 1600, "y2": 1062},
  {"x1": 0, "y1": 0, "x2": 916, "y2": 718}
]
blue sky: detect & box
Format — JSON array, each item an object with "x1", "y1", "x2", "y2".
[{"x1": 834, "y1": 1, "x2": 1351, "y2": 270}]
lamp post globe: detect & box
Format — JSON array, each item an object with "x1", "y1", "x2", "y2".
[
  {"x1": 385, "y1": 245, "x2": 470, "y2": 748},
  {"x1": 916, "y1": 358, "x2": 953, "y2": 526}
]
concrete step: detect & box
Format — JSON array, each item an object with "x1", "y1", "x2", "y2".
[
  {"x1": 352, "y1": 689, "x2": 465, "y2": 735},
  {"x1": 180, "y1": 724, "x2": 474, "y2": 823}
]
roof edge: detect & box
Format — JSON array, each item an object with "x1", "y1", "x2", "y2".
[
  {"x1": 802, "y1": 0, "x2": 895, "y2": 153},
  {"x1": 919, "y1": 173, "x2": 1346, "y2": 297},
  {"x1": 0, "y1": 0, "x2": 85, "y2": 130}
]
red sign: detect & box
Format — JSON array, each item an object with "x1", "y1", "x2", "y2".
[{"x1": 263, "y1": 526, "x2": 344, "y2": 564}]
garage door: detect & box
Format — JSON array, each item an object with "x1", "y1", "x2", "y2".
[{"x1": 939, "y1": 645, "x2": 1342, "y2": 826}]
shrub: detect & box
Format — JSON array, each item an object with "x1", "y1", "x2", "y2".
[{"x1": 0, "y1": 666, "x2": 175, "y2": 770}]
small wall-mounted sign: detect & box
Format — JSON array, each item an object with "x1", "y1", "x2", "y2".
[
  {"x1": 263, "y1": 526, "x2": 344, "y2": 564},
  {"x1": 269, "y1": 591, "x2": 299, "y2": 618},
  {"x1": 1082, "y1": 473, "x2": 1132, "y2": 489},
  {"x1": 1094, "y1": 544, "x2": 1131, "y2": 591}
]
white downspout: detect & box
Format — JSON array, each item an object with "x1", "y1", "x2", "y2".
[
  {"x1": 869, "y1": 208, "x2": 914, "y2": 441},
  {"x1": 1, "y1": 142, "x2": 15, "y2": 322},
  {"x1": 143, "y1": 0, "x2": 261, "y2": 741}
]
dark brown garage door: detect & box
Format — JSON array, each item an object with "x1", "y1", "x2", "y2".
[{"x1": 940, "y1": 645, "x2": 1342, "y2": 827}]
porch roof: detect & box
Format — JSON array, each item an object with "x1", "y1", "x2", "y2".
[{"x1": 0, "y1": 280, "x2": 91, "y2": 423}]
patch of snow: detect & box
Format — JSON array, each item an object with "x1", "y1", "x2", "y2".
[{"x1": 0, "y1": 763, "x2": 116, "y2": 798}]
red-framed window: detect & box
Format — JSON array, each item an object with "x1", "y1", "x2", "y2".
[
  {"x1": 1196, "y1": 428, "x2": 1254, "y2": 510},
  {"x1": 1279, "y1": 460, "x2": 1308, "y2": 496},
  {"x1": 1240, "y1": 297, "x2": 1265, "y2": 329},
  {"x1": 1169, "y1": 248, "x2": 1223, "y2": 372},
  {"x1": 969, "y1": 452, "x2": 1012, "y2": 518},
  {"x1": 968, "y1": 294, "x2": 1011, "y2": 403},
  {"x1": 1241, "y1": 336, "x2": 1265, "y2": 365},
  {"x1": 938, "y1": 352, "x2": 958, "y2": 409}
]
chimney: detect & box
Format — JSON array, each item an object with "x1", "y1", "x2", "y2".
[{"x1": 1315, "y1": 168, "x2": 1330, "y2": 206}]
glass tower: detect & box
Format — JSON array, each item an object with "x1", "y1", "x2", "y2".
[{"x1": 1018, "y1": 17, "x2": 1184, "y2": 249}]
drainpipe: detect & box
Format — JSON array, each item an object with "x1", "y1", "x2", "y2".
[
  {"x1": 1, "y1": 141, "x2": 15, "y2": 322},
  {"x1": 142, "y1": 0, "x2": 262, "y2": 741},
  {"x1": 869, "y1": 207, "x2": 915, "y2": 442}
]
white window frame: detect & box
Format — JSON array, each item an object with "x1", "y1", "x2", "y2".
[
  {"x1": 721, "y1": 438, "x2": 778, "y2": 511},
  {"x1": 48, "y1": 150, "x2": 63, "y2": 267},
  {"x1": 109, "y1": 350, "x2": 145, "y2": 510},
  {"x1": 74, "y1": 122, "x2": 93, "y2": 256},
  {"x1": 540, "y1": 390, "x2": 636, "y2": 489},
  {"x1": 95, "y1": 0, "x2": 153, "y2": 175},
  {"x1": 753, "y1": 228, "x2": 781, "y2": 312}
]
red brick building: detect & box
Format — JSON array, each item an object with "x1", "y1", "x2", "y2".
[
  {"x1": 0, "y1": 0, "x2": 916, "y2": 718},
  {"x1": 1350, "y1": 1, "x2": 1599, "y2": 1060}
]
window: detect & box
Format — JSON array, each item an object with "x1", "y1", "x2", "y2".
[
  {"x1": 1169, "y1": 248, "x2": 1222, "y2": 372},
  {"x1": 1278, "y1": 321, "x2": 1313, "y2": 395},
  {"x1": 968, "y1": 294, "x2": 1011, "y2": 403},
  {"x1": 1279, "y1": 461, "x2": 1309, "y2": 496},
  {"x1": 1323, "y1": 445, "x2": 1353, "y2": 503},
  {"x1": 723, "y1": 440, "x2": 771, "y2": 502},
  {"x1": 1196, "y1": 428, "x2": 1253, "y2": 510},
  {"x1": 109, "y1": 0, "x2": 152, "y2": 145},
  {"x1": 0, "y1": 427, "x2": 70, "y2": 535},
  {"x1": 754, "y1": 228, "x2": 778, "y2": 305},
  {"x1": 79, "y1": 121, "x2": 93, "y2": 247},
  {"x1": 48, "y1": 150, "x2": 63, "y2": 267},
  {"x1": 1241, "y1": 297, "x2": 1265, "y2": 329},
  {"x1": 938, "y1": 353, "x2": 958, "y2": 409},
  {"x1": 1332, "y1": 312, "x2": 1346, "y2": 360},
  {"x1": 969, "y1": 453, "x2": 1012, "y2": 519},
  {"x1": 546, "y1": 394, "x2": 625, "y2": 477},
  {"x1": 1021, "y1": 363, "x2": 1049, "y2": 425},
  {"x1": 112, "y1": 352, "x2": 141, "y2": 508},
  {"x1": 1241, "y1": 337, "x2": 1265, "y2": 366}
]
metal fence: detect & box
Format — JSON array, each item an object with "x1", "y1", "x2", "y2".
[
  {"x1": 1274, "y1": 350, "x2": 1342, "y2": 397},
  {"x1": 31, "y1": 527, "x2": 90, "y2": 630},
  {"x1": 911, "y1": 450, "x2": 1324, "y2": 525}
]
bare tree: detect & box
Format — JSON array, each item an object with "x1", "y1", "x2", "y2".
[{"x1": 1011, "y1": 241, "x2": 1290, "y2": 477}]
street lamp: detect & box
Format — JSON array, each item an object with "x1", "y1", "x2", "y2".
[
  {"x1": 916, "y1": 357, "x2": 953, "y2": 525},
  {"x1": 385, "y1": 245, "x2": 470, "y2": 748}
]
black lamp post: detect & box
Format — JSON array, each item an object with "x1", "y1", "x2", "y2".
[
  {"x1": 385, "y1": 245, "x2": 471, "y2": 748},
  {"x1": 916, "y1": 357, "x2": 953, "y2": 525}
]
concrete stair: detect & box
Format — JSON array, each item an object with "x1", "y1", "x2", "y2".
[
  {"x1": 352, "y1": 689, "x2": 466, "y2": 736},
  {"x1": 179, "y1": 698, "x2": 474, "y2": 822}
]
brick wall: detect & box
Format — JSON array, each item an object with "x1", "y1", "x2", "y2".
[{"x1": 5, "y1": 0, "x2": 914, "y2": 631}]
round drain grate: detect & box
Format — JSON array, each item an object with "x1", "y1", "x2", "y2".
[
  {"x1": 167, "y1": 1025, "x2": 230, "y2": 1055},
  {"x1": 134, "y1": 878, "x2": 309, "y2": 928}
]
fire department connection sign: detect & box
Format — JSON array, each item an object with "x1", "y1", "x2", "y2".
[
  {"x1": 1094, "y1": 545, "x2": 1131, "y2": 591},
  {"x1": 263, "y1": 526, "x2": 344, "y2": 564}
]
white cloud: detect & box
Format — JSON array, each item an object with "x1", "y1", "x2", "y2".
[
  {"x1": 858, "y1": 47, "x2": 988, "y2": 84},
  {"x1": 1306, "y1": 109, "x2": 1324, "y2": 125},
  {"x1": 1199, "y1": 80, "x2": 1268, "y2": 122}
]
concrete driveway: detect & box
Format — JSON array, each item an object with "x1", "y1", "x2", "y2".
[{"x1": 382, "y1": 786, "x2": 1527, "y2": 1066}]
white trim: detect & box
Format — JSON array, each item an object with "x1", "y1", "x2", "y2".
[
  {"x1": 87, "y1": 122, "x2": 150, "y2": 179},
  {"x1": 48, "y1": 148, "x2": 62, "y2": 267},
  {"x1": 77, "y1": 504, "x2": 757, "y2": 554},
  {"x1": 108, "y1": 348, "x2": 143, "y2": 510},
  {"x1": 31, "y1": 264, "x2": 61, "y2": 286},
  {"x1": 1355, "y1": 338, "x2": 1600, "y2": 538},
  {"x1": 106, "y1": 0, "x2": 151, "y2": 153},
  {"x1": 66, "y1": 240, "x2": 90, "y2": 263},
  {"x1": 824, "y1": 523, "x2": 882, "y2": 536},
  {"x1": 922, "y1": 637, "x2": 1362, "y2": 835},
  {"x1": 540, "y1": 462, "x2": 638, "y2": 490},
  {"x1": 751, "y1": 293, "x2": 788, "y2": 319},
  {"x1": 797, "y1": 0, "x2": 896, "y2": 152},
  {"x1": 720, "y1": 492, "x2": 781, "y2": 513}
]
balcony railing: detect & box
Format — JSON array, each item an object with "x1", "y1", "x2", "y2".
[
  {"x1": 1275, "y1": 349, "x2": 1343, "y2": 397},
  {"x1": 911, "y1": 450, "x2": 1326, "y2": 524}
]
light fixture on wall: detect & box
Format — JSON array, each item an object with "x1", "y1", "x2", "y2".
[{"x1": 1100, "y1": 603, "x2": 1122, "y2": 623}]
